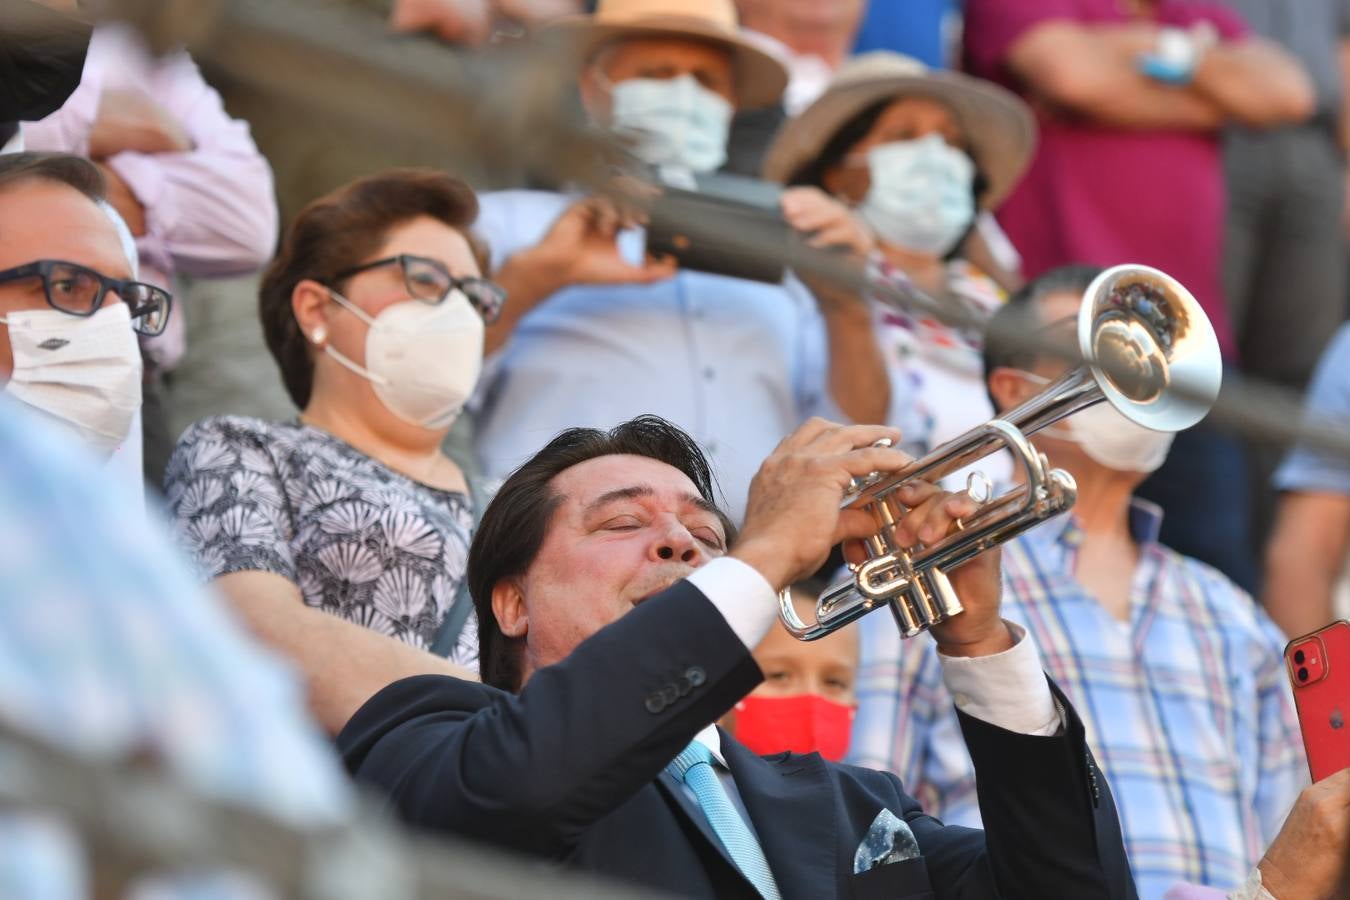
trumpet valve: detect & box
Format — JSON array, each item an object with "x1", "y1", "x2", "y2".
[
  {"x1": 844, "y1": 437, "x2": 896, "y2": 499},
  {"x1": 888, "y1": 595, "x2": 924, "y2": 638}
]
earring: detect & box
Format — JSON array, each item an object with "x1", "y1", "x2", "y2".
[{"x1": 311, "y1": 326, "x2": 327, "y2": 345}]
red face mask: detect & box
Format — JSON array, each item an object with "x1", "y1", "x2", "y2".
[{"x1": 732, "y1": 694, "x2": 856, "y2": 762}]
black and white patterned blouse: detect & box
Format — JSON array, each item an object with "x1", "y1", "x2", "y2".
[{"x1": 164, "y1": 416, "x2": 478, "y2": 667}]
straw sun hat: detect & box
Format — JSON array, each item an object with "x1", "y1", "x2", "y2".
[
  {"x1": 545, "y1": 0, "x2": 789, "y2": 109},
  {"x1": 762, "y1": 52, "x2": 1036, "y2": 209}
]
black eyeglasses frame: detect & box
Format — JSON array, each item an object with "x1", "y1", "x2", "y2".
[
  {"x1": 0, "y1": 259, "x2": 173, "y2": 337},
  {"x1": 332, "y1": 254, "x2": 505, "y2": 324}
]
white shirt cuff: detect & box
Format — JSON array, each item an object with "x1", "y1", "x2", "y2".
[
  {"x1": 1230, "y1": 868, "x2": 1277, "y2": 900},
  {"x1": 937, "y1": 622, "x2": 1062, "y2": 736},
  {"x1": 685, "y1": 556, "x2": 778, "y2": 651}
]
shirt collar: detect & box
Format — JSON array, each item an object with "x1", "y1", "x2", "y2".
[
  {"x1": 1026, "y1": 494, "x2": 1165, "y2": 551},
  {"x1": 695, "y1": 723, "x2": 727, "y2": 767},
  {"x1": 1, "y1": 126, "x2": 22, "y2": 155},
  {"x1": 1126, "y1": 496, "x2": 1164, "y2": 546}
]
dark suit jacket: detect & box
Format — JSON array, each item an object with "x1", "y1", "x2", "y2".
[{"x1": 339, "y1": 580, "x2": 1138, "y2": 899}]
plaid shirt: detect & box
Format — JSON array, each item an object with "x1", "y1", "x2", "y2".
[
  {"x1": 848, "y1": 499, "x2": 1306, "y2": 900},
  {"x1": 0, "y1": 398, "x2": 353, "y2": 898}
]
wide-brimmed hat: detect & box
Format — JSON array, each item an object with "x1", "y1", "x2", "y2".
[
  {"x1": 545, "y1": 0, "x2": 789, "y2": 109},
  {"x1": 762, "y1": 52, "x2": 1036, "y2": 209}
]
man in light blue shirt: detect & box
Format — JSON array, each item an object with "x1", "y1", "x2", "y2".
[{"x1": 475, "y1": 0, "x2": 889, "y2": 520}]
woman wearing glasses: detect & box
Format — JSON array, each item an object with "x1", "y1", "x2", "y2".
[{"x1": 165, "y1": 169, "x2": 504, "y2": 731}]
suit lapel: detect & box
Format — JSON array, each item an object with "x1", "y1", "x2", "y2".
[
  {"x1": 656, "y1": 769, "x2": 744, "y2": 876},
  {"x1": 720, "y1": 729, "x2": 838, "y2": 900}
]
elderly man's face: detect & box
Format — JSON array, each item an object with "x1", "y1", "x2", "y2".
[
  {"x1": 0, "y1": 179, "x2": 130, "y2": 380},
  {"x1": 491, "y1": 454, "x2": 729, "y2": 686},
  {"x1": 580, "y1": 37, "x2": 738, "y2": 119}
]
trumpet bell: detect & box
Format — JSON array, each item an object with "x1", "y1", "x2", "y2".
[
  {"x1": 777, "y1": 264, "x2": 1225, "y2": 644},
  {"x1": 1081, "y1": 265, "x2": 1221, "y2": 433}
]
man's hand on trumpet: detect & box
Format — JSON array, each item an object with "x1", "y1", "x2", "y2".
[
  {"x1": 881, "y1": 480, "x2": 1013, "y2": 659},
  {"x1": 732, "y1": 418, "x2": 1010, "y2": 657}
]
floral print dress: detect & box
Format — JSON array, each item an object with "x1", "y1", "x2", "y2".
[
  {"x1": 871, "y1": 258, "x2": 1013, "y2": 485},
  {"x1": 164, "y1": 416, "x2": 478, "y2": 667}
]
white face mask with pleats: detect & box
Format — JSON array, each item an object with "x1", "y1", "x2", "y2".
[
  {"x1": 1020, "y1": 371, "x2": 1174, "y2": 473},
  {"x1": 1, "y1": 302, "x2": 142, "y2": 457},
  {"x1": 325, "y1": 289, "x2": 484, "y2": 430},
  {"x1": 856, "y1": 134, "x2": 976, "y2": 256},
  {"x1": 608, "y1": 74, "x2": 734, "y2": 174}
]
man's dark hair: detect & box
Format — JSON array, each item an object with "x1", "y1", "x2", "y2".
[
  {"x1": 0, "y1": 152, "x2": 104, "y2": 204},
  {"x1": 981, "y1": 263, "x2": 1104, "y2": 411},
  {"x1": 468, "y1": 415, "x2": 736, "y2": 692}
]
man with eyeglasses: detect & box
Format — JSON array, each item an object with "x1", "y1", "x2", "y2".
[{"x1": 0, "y1": 151, "x2": 169, "y2": 462}]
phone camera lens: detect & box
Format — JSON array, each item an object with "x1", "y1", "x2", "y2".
[
  {"x1": 1298, "y1": 667, "x2": 1310, "y2": 682},
  {"x1": 1294, "y1": 649, "x2": 1306, "y2": 664}
]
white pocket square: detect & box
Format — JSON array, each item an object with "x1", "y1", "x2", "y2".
[{"x1": 854, "y1": 808, "x2": 921, "y2": 875}]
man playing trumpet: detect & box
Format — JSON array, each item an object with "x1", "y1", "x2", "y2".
[{"x1": 339, "y1": 414, "x2": 1137, "y2": 899}]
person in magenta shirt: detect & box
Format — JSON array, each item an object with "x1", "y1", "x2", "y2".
[
  {"x1": 962, "y1": 0, "x2": 1311, "y2": 358},
  {"x1": 960, "y1": 0, "x2": 1314, "y2": 592}
]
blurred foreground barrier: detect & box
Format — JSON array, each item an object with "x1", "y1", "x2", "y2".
[{"x1": 0, "y1": 715, "x2": 673, "y2": 900}]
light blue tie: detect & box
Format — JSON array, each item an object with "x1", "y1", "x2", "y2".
[{"x1": 665, "y1": 741, "x2": 783, "y2": 900}]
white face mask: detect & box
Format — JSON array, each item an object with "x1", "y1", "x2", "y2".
[
  {"x1": 325, "y1": 290, "x2": 484, "y2": 430},
  {"x1": 857, "y1": 134, "x2": 976, "y2": 256},
  {"x1": 2, "y1": 303, "x2": 143, "y2": 457},
  {"x1": 608, "y1": 74, "x2": 733, "y2": 174},
  {"x1": 1020, "y1": 371, "x2": 1174, "y2": 473}
]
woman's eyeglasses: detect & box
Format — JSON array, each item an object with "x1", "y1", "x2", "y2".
[
  {"x1": 0, "y1": 259, "x2": 172, "y2": 336},
  {"x1": 333, "y1": 254, "x2": 505, "y2": 324}
]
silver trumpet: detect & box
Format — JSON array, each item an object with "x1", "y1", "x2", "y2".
[{"x1": 780, "y1": 264, "x2": 1222, "y2": 641}]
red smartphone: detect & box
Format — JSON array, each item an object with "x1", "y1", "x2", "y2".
[{"x1": 1286, "y1": 620, "x2": 1350, "y2": 782}]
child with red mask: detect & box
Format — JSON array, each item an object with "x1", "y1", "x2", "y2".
[{"x1": 721, "y1": 582, "x2": 860, "y2": 761}]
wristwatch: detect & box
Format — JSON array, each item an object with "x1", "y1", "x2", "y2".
[{"x1": 1138, "y1": 23, "x2": 1217, "y2": 85}]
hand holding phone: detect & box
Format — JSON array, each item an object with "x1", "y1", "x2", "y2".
[
  {"x1": 1256, "y1": 767, "x2": 1350, "y2": 900},
  {"x1": 1286, "y1": 619, "x2": 1350, "y2": 782}
]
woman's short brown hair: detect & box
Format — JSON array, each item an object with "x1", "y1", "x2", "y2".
[{"x1": 259, "y1": 168, "x2": 485, "y2": 409}]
